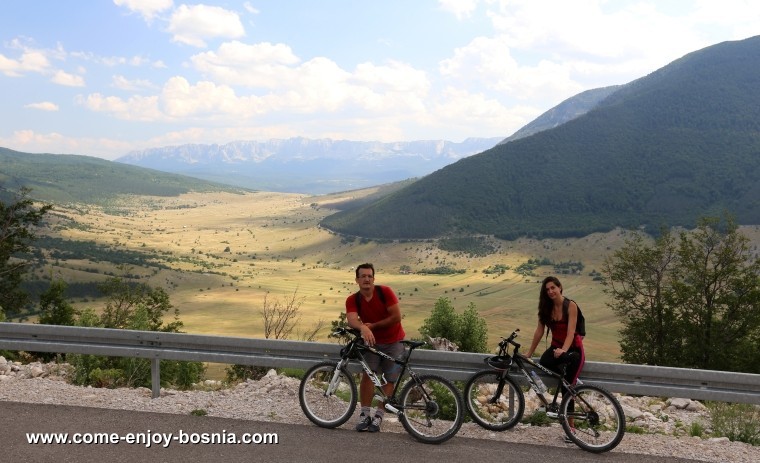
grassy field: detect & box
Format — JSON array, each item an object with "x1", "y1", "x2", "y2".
[{"x1": 39, "y1": 190, "x2": 760, "y2": 364}]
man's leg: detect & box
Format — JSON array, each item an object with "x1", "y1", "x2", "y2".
[
  {"x1": 355, "y1": 372, "x2": 375, "y2": 431},
  {"x1": 368, "y1": 342, "x2": 405, "y2": 433}
]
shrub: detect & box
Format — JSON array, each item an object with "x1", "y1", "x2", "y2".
[
  {"x1": 523, "y1": 410, "x2": 552, "y2": 427},
  {"x1": 708, "y1": 402, "x2": 760, "y2": 445}
]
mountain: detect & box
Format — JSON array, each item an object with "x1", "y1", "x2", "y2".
[
  {"x1": 116, "y1": 137, "x2": 503, "y2": 195},
  {"x1": 498, "y1": 85, "x2": 621, "y2": 144},
  {"x1": 0, "y1": 147, "x2": 246, "y2": 205},
  {"x1": 321, "y1": 36, "x2": 760, "y2": 240}
]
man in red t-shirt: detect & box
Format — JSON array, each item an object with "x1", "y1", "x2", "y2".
[{"x1": 346, "y1": 263, "x2": 405, "y2": 433}]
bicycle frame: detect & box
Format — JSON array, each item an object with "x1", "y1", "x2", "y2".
[
  {"x1": 467, "y1": 329, "x2": 626, "y2": 452},
  {"x1": 496, "y1": 330, "x2": 581, "y2": 412},
  {"x1": 330, "y1": 329, "x2": 424, "y2": 414}
]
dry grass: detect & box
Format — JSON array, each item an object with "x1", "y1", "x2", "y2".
[{"x1": 43, "y1": 190, "x2": 760, "y2": 364}]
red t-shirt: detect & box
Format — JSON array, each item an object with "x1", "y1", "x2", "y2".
[{"x1": 345, "y1": 285, "x2": 405, "y2": 344}]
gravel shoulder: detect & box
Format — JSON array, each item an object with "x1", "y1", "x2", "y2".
[{"x1": 0, "y1": 363, "x2": 758, "y2": 463}]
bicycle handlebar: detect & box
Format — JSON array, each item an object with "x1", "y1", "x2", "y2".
[
  {"x1": 499, "y1": 329, "x2": 521, "y2": 349},
  {"x1": 332, "y1": 327, "x2": 361, "y2": 338}
]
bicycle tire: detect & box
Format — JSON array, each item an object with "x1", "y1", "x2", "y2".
[
  {"x1": 298, "y1": 362, "x2": 357, "y2": 428},
  {"x1": 397, "y1": 374, "x2": 464, "y2": 444},
  {"x1": 464, "y1": 370, "x2": 525, "y2": 431},
  {"x1": 560, "y1": 383, "x2": 626, "y2": 453}
]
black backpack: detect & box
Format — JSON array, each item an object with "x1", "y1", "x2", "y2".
[
  {"x1": 354, "y1": 285, "x2": 387, "y2": 318},
  {"x1": 563, "y1": 297, "x2": 586, "y2": 337}
]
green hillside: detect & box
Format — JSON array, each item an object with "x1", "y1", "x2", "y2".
[
  {"x1": 0, "y1": 148, "x2": 248, "y2": 205},
  {"x1": 321, "y1": 36, "x2": 760, "y2": 239}
]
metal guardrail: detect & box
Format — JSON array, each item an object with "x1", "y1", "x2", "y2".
[{"x1": 0, "y1": 322, "x2": 758, "y2": 404}]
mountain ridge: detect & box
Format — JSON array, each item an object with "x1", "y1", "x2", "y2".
[
  {"x1": 0, "y1": 147, "x2": 247, "y2": 205},
  {"x1": 116, "y1": 137, "x2": 503, "y2": 194},
  {"x1": 321, "y1": 36, "x2": 760, "y2": 240}
]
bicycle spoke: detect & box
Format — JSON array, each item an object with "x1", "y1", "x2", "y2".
[
  {"x1": 464, "y1": 370, "x2": 524, "y2": 431},
  {"x1": 398, "y1": 375, "x2": 464, "y2": 444},
  {"x1": 299, "y1": 362, "x2": 357, "y2": 428},
  {"x1": 561, "y1": 384, "x2": 625, "y2": 453}
]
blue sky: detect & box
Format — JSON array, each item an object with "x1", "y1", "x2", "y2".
[{"x1": 1, "y1": 1, "x2": 758, "y2": 160}]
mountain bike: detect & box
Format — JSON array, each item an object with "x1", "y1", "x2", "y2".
[
  {"x1": 298, "y1": 327, "x2": 464, "y2": 444},
  {"x1": 463, "y1": 329, "x2": 625, "y2": 453}
]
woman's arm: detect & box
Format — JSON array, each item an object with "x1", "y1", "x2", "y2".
[{"x1": 526, "y1": 320, "x2": 545, "y2": 357}]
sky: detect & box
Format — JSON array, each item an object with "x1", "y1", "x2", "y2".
[{"x1": 1, "y1": 1, "x2": 759, "y2": 161}]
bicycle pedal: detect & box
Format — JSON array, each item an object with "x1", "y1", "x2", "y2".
[
  {"x1": 546, "y1": 411, "x2": 558, "y2": 418},
  {"x1": 384, "y1": 403, "x2": 400, "y2": 414}
]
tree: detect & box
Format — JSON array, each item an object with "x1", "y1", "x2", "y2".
[
  {"x1": 419, "y1": 297, "x2": 489, "y2": 353},
  {"x1": 98, "y1": 266, "x2": 182, "y2": 332},
  {"x1": 602, "y1": 229, "x2": 681, "y2": 365},
  {"x1": 261, "y1": 289, "x2": 305, "y2": 340},
  {"x1": 669, "y1": 217, "x2": 760, "y2": 371},
  {"x1": 0, "y1": 187, "x2": 52, "y2": 318},
  {"x1": 38, "y1": 278, "x2": 76, "y2": 326},
  {"x1": 67, "y1": 271, "x2": 203, "y2": 388},
  {"x1": 603, "y1": 216, "x2": 760, "y2": 372},
  {"x1": 457, "y1": 302, "x2": 488, "y2": 353},
  {"x1": 419, "y1": 297, "x2": 460, "y2": 342}
]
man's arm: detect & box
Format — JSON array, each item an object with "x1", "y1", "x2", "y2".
[
  {"x1": 347, "y1": 311, "x2": 376, "y2": 346},
  {"x1": 365, "y1": 303, "x2": 401, "y2": 331}
]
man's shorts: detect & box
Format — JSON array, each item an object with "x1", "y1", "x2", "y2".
[{"x1": 364, "y1": 342, "x2": 405, "y2": 383}]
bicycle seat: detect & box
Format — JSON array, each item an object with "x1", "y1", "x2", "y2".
[{"x1": 402, "y1": 340, "x2": 426, "y2": 349}]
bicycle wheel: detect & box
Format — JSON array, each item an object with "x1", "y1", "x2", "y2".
[
  {"x1": 560, "y1": 384, "x2": 625, "y2": 453},
  {"x1": 397, "y1": 374, "x2": 464, "y2": 444},
  {"x1": 464, "y1": 370, "x2": 525, "y2": 431},
  {"x1": 298, "y1": 362, "x2": 357, "y2": 428}
]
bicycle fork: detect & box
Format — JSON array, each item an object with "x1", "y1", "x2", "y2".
[{"x1": 325, "y1": 360, "x2": 349, "y2": 396}]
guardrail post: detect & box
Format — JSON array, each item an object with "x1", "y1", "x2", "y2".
[{"x1": 151, "y1": 358, "x2": 160, "y2": 399}]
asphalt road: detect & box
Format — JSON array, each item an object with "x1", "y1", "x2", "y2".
[{"x1": 2, "y1": 401, "x2": 702, "y2": 463}]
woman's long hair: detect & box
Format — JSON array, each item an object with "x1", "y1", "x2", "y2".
[{"x1": 537, "y1": 276, "x2": 563, "y2": 327}]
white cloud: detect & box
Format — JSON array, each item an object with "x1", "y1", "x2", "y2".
[
  {"x1": 24, "y1": 102, "x2": 59, "y2": 111},
  {"x1": 111, "y1": 74, "x2": 157, "y2": 91},
  {"x1": 51, "y1": 70, "x2": 85, "y2": 87},
  {"x1": 70, "y1": 50, "x2": 163, "y2": 69},
  {"x1": 0, "y1": 49, "x2": 51, "y2": 77},
  {"x1": 113, "y1": 0, "x2": 174, "y2": 22},
  {"x1": 439, "y1": 34, "x2": 582, "y2": 107},
  {"x1": 438, "y1": 0, "x2": 479, "y2": 19},
  {"x1": 190, "y1": 39, "x2": 432, "y2": 113},
  {"x1": 159, "y1": 76, "x2": 257, "y2": 118},
  {"x1": 242, "y1": 2, "x2": 259, "y2": 15},
  {"x1": 0, "y1": 129, "x2": 134, "y2": 159},
  {"x1": 190, "y1": 41, "x2": 301, "y2": 87},
  {"x1": 78, "y1": 92, "x2": 162, "y2": 121},
  {"x1": 432, "y1": 87, "x2": 535, "y2": 140},
  {"x1": 12, "y1": 0, "x2": 760, "y2": 160},
  {"x1": 168, "y1": 4, "x2": 245, "y2": 48}
]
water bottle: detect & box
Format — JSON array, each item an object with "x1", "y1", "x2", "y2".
[{"x1": 530, "y1": 370, "x2": 547, "y2": 393}]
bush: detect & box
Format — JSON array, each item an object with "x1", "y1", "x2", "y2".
[
  {"x1": 689, "y1": 421, "x2": 705, "y2": 438},
  {"x1": 419, "y1": 298, "x2": 488, "y2": 353},
  {"x1": 523, "y1": 410, "x2": 552, "y2": 427},
  {"x1": 709, "y1": 402, "x2": 760, "y2": 445},
  {"x1": 226, "y1": 364, "x2": 269, "y2": 383},
  {"x1": 88, "y1": 368, "x2": 124, "y2": 388}
]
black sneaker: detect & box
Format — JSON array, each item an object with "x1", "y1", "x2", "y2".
[
  {"x1": 355, "y1": 414, "x2": 372, "y2": 432},
  {"x1": 368, "y1": 414, "x2": 383, "y2": 433}
]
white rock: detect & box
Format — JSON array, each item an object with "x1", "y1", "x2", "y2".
[{"x1": 668, "y1": 398, "x2": 691, "y2": 409}]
